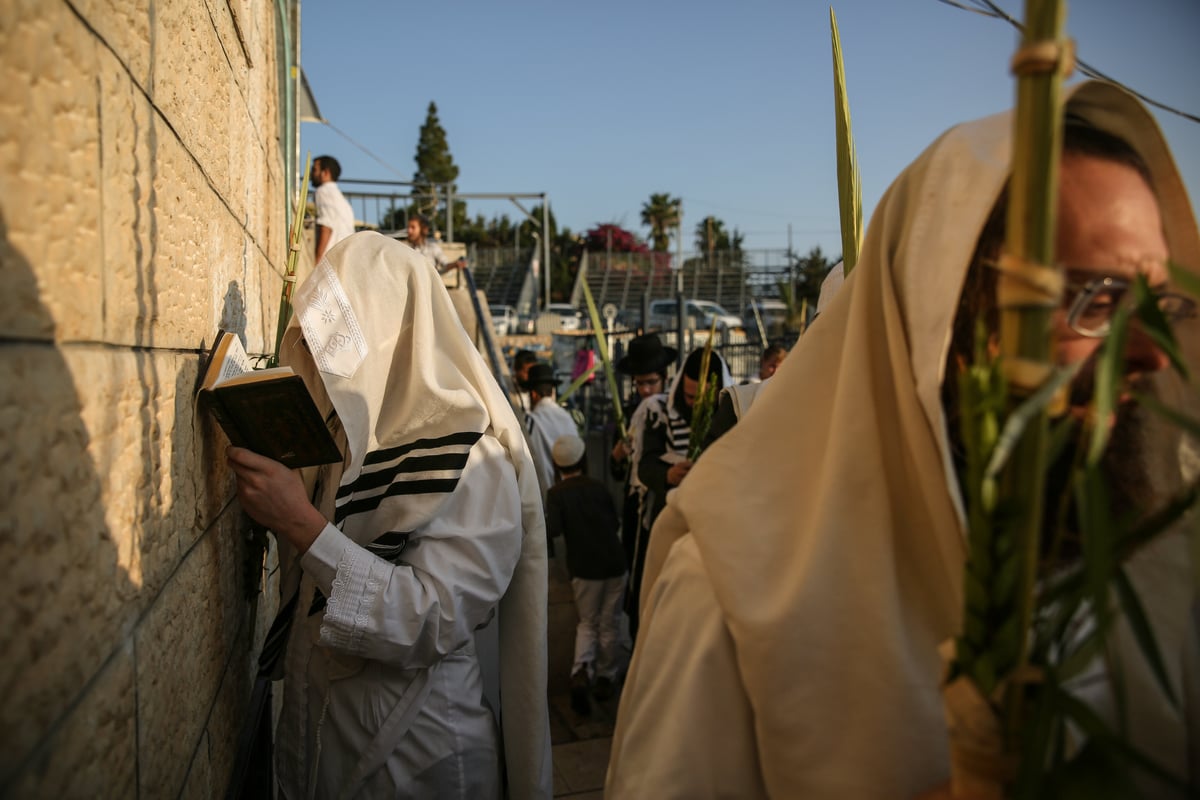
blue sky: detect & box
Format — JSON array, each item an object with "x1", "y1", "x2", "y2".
[{"x1": 300, "y1": 0, "x2": 1200, "y2": 257}]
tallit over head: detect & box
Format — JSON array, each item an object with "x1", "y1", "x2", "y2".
[
  {"x1": 280, "y1": 231, "x2": 553, "y2": 798},
  {"x1": 636, "y1": 81, "x2": 1200, "y2": 795}
]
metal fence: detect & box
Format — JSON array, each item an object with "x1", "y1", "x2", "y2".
[{"x1": 575, "y1": 249, "x2": 800, "y2": 319}]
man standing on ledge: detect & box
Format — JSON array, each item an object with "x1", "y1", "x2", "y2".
[{"x1": 312, "y1": 154, "x2": 355, "y2": 263}]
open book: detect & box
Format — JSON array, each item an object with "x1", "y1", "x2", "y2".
[{"x1": 198, "y1": 330, "x2": 342, "y2": 468}]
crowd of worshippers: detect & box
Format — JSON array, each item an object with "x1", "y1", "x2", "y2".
[{"x1": 223, "y1": 80, "x2": 1199, "y2": 799}]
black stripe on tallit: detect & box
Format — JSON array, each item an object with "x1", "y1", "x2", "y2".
[
  {"x1": 334, "y1": 477, "x2": 465, "y2": 523},
  {"x1": 667, "y1": 416, "x2": 691, "y2": 451},
  {"x1": 359, "y1": 430, "x2": 483, "y2": 468},
  {"x1": 335, "y1": 451, "x2": 474, "y2": 498}
]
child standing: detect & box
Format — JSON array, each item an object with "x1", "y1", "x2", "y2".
[{"x1": 546, "y1": 434, "x2": 628, "y2": 715}]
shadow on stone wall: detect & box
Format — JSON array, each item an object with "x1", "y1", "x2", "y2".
[{"x1": 0, "y1": 212, "x2": 140, "y2": 795}]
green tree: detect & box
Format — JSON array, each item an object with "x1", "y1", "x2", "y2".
[
  {"x1": 694, "y1": 216, "x2": 728, "y2": 251},
  {"x1": 640, "y1": 193, "x2": 682, "y2": 252},
  {"x1": 787, "y1": 245, "x2": 836, "y2": 310},
  {"x1": 411, "y1": 101, "x2": 460, "y2": 219}
]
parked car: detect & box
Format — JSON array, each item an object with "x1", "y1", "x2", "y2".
[
  {"x1": 744, "y1": 299, "x2": 790, "y2": 340},
  {"x1": 540, "y1": 303, "x2": 583, "y2": 332},
  {"x1": 489, "y1": 304, "x2": 520, "y2": 336},
  {"x1": 647, "y1": 299, "x2": 743, "y2": 332}
]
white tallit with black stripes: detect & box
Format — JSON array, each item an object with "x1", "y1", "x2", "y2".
[{"x1": 273, "y1": 232, "x2": 552, "y2": 800}]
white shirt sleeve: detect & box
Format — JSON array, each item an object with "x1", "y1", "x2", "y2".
[{"x1": 300, "y1": 436, "x2": 523, "y2": 667}]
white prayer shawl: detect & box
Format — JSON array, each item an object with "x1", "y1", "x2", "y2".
[
  {"x1": 636, "y1": 352, "x2": 734, "y2": 467},
  {"x1": 276, "y1": 232, "x2": 552, "y2": 799},
  {"x1": 525, "y1": 396, "x2": 579, "y2": 502},
  {"x1": 607, "y1": 82, "x2": 1200, "y2": 798}
]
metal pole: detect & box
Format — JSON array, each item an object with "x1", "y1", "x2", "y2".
[
  {"x1": 446, "y1": 183, "x2": 454, "y2": 242},
  {"x1": 542, "y1": 195, "x2": 551, "y2": 309},
  {"x1": 675, "y1": 219, "x2": 685, "y2": 370}
]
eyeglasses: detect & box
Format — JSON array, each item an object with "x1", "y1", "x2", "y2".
[
  {"x1": 1065, "y1": 276, "x2": 1196, "y2": 338},
  {"x1": 633, "y1": 377, "x2": 663, "y2": 389}
]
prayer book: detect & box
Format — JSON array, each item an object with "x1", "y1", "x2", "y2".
[{"x1": 199, "y1": 330, "x2": 342, "y2": 468}]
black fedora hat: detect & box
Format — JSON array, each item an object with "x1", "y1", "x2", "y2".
[
  {"x1": 617, "y1": 334, "x2": 677, "y2": 375},
  {"x1": 525, "y1": 362, "x2": 558, "y2": 390}
]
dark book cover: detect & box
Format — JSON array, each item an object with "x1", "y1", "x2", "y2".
[{"x1": 207, "y1": 374, "x2": 342, "y2": 468}]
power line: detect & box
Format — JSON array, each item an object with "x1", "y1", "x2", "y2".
[
  {"x1": 317, "y1": 120, "x2": 411, "y2": 180},
  {"x1": 935, "y1": 0, "x2": 1200, "y2": 124}
]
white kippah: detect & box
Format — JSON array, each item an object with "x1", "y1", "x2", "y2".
[{"x1": 552, "y1": 434, "x2": 586, "y2": 468}]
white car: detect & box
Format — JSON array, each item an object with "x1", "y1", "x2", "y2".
[
  {"x1": 648, "y1": 299, "x2": 743, "y2": 331},
  {"x1": 489, "y1": 304, "x2": 519, "y2": 336},
  {"x1": 541, "y1": 303, "x2": 582, "y2": 331}
]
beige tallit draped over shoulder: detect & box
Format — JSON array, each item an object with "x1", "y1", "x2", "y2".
[{"x1": 606, "y1": 82, "x2": 1200, "y2": 798}]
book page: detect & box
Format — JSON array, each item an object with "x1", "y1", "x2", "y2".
[
  {"x1": 218, "y1": 366, "x2": 296, "y2": 387},
  {"x1": 201, "y1": 330, "x2": 254, "y2": 391},
  {"x1": 216, "y1": 334, "x2": 252, "y2": 384}
]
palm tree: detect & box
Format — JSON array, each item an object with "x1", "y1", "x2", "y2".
[
  {"x1": 694, "y1": 216, "x2": 728, "y2": 252},
  {"x1": 640, "y1": 193, "x2": 682, "y2": 252}
]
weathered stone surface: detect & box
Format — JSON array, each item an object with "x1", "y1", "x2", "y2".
[
  {"x1": 135, "y1": 527, "x2": 228, "y2": 799},
  {"x1": 0, "y1": 0, "x2": 103, "y2": 342},
  {"x1": 151, "y1": 1, "x2": 231, "y2": 202},
  {"x1": 0, "y1": 343, "x2": 139, "y2": 776},
  {"x1": 204, "y1": 632, "x2": 254, "y2": 799},
  {"x1": 97, "y1": 44, "x2": 155, "y2": 348},
  {"x1": 71, "y1": 347, "x2": 206, "y2": 597},
  {"x1": 72, "y1": 0, "x2": 152, "y2": 88},
  {"x1": 6, "y1": 643, "x2": 137, "y2": 797},
  {"x1": 178, "y1": 730, "x2": 214, "y2": 800},
  {"x1": 2, "y1": 0, "x2": 287, "y2": 793}
]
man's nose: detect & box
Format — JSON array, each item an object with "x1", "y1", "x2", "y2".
[{"x1": 1124, "y1": 322, "x2": 1170, "y2": 376}]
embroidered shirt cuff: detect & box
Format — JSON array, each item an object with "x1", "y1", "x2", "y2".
[{"x1": 300, "y1": 522, "x2": 346, "y2": 595}]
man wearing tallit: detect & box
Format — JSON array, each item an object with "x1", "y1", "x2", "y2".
[
  {"x1": 626, "y1": 348, "x2": 731, "y2": 640},
  {"x1": 227, "y1": 232, "x2": 552, "y2": 799},
  {"x1": 606, "y1": 82, "x2": 1200, "y2": 798}
]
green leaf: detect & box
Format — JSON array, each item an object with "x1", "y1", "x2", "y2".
[
  {"x1": 1131, "y1": 276, "x2": 1189, "y2": 379},
  {"x1": 580, "y1": 281, "x2": 627, "y2": 439},
  {"x1": 829, "y1": 8, "x2": 862, "y2": 276},
  {"x1": 1087, "y1": 305, "x2": 1131, "y2": 465},
  {"x1": 1056, "y1": 619, "x2": 1109, "y2": 683},
  {"x1": 1039, "y1": 740, "x2": 1137, "y2": 800},
  {"x1": 984, "y1": 360, "x2": 1081, "y2": 484},
  {"x1": 1111, "y1": 567, "x2": 1178, "y2": 707},
  {"x1": 994, "y1": 551, "x2": 1020, "y2": 602},
  {"x1": 1052, "y1": 686, "x2": 1193, "y2": 793}
]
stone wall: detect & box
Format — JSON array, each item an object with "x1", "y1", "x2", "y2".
[{"x1": 1, "y1": 0, "x2": 293, "y2": 795}]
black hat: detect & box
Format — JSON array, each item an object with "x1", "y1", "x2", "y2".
[
  {"x1": 526, "y1": 363, "x2": 557, "y2": 390},
  {"x1": 616, "y1": 334, "x2": 677, "y2": 375}
]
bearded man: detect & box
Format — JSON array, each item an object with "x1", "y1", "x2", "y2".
[{"x1": 606, "y1": 81, "x2": 1200, "y2": 798}]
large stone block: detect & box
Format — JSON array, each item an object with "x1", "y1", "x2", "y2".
[
  {"x1": 6, "y1": 642, "x2": 137, "y2": 797},
  {"x1": 0, "y1": 343, "x2": 141, "y2": 776},
  {"x1": 135, "y1": 527, "x2": 228, "y2": 799},
  {"x1": 178, "y1": 731, "x2": 214, "y2": 800},
  {"x1": 151, "y1": 1, "x2": 232, "y2": 202},
  {"x1": 72, "y1": 0, "x2": 152, "y2": 88},
  {"x1": 97, "y1": 19, "x2": 285, "y2": 352},
  {"x1": 69, "y1": 346, "x2": 214, "y2": 599},
  {"x1": 96, "y1": 45, "x2": 156, "y2": 348},
  {"x1": 121, "y1": 118, "x2": 243, "y2": 349},
  {"x1": 0, "y1": 0, "x2": 103, "y2": 342},
  {"x1": 203, "y1": 630, "x2": 254, "y2": 799}
]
